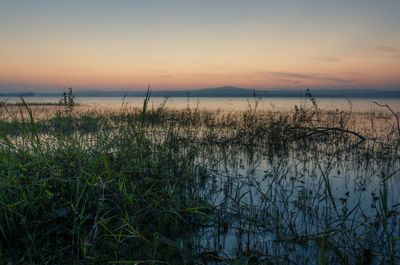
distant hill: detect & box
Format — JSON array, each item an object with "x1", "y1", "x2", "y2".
[
  {"x1": 2, "y1": 86, "x2": 400, "y2": 98},
  {"x1": 0, "y1": 92, "x2": 35, "y2": 97},
  {"x1": 63, "y1": 86, "x2": 262, "y2": 98}
]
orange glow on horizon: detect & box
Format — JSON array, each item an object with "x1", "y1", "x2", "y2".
[{"x1": 1, "y1": 2, "x2": 399, "y2": 92}]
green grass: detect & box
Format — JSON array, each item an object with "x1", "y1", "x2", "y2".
[{"x1": 0, "y1": 95, "x2": 399, "y2": 264}]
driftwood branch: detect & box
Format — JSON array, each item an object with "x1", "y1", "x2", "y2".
[
  {"x1": 316, "y1": 127, "x2": 366, "y2": 141},
  {"x1": 373, "y1": 101, "x2": 400, "y2": 137},
  {"x1": 299, "y1": 126, "x2": 366, "y2": 141}
]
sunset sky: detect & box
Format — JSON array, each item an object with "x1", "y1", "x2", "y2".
[{"x1": 1, "y1": 0, "x2": 400, "y2": 92}]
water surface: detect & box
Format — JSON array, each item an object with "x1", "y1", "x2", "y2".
[{"x1": 4, "y1": 96, "x2": 400, "y2": 112}]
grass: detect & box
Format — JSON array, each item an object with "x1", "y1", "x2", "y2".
[{"x1": 0, "y1": 92, "x2": 400, "y2": 264}]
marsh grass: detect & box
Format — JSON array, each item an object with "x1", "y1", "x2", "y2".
[{"x1": 0, "y1": 94, "x2": 400, "y2": 264}]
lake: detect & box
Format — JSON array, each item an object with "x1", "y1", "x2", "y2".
[
  {"x1": 1, "y1": 95, "x2": 400, "y2": 264},
  {"x1": 3, "y1": 96, "x2": 400, "y2": 112}
]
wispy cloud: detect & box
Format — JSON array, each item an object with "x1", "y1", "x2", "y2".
[
  {"x1": 278, "y1": 79, "x2": 301, "y2": 84},
  {"x1": 157, "y1": 72, "x2": 255, "y2": 80},
  {"x1": 269, "y1": 72, "x2": 358, "y2": 83},
  {"x1": 373, "y1": 45, "x2": 400, "y2": 58},
  {"x1": 159, "y1": 74, "x2": 172, "y2": 78},
  {"x1": 161, "y1": 71, "x2": 359, "y2": 86}
]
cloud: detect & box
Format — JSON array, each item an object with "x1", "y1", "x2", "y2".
[
  {"x1": 159, "y1": 72, "x2": 255, "y2": 80},
  {"x1": 375, "y1": 45, "x2": 400, "y2": 53},
  {"x1": 160, "y1": 74, "x2": 172, "y2": 78},
  {"x1": 278, "y1": 79, "x2": 301, "y2": 84},
  {"x1": 269, "y1": 72, "x2": 358, "y2": 83},
  {"x1": 373, "y1": 45, "x2": 400, "y2": 58}
]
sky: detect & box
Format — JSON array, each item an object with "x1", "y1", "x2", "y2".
[{"x1": 1, "y1": 0, "x2": 400, "y2": 92}]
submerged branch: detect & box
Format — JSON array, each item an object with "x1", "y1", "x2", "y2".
[{"x1": 301, "y1": 126, "x2": 366, "y2": 141}]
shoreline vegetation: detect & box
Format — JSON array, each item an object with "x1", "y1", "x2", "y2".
[{"x1": 1, "y1": 89, "x2": 400, "y2": 264}]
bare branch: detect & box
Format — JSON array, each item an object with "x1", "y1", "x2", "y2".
[
  {"x1": 303, "y1": 126, "x2": 366, "y2": 141},
  {"x1": 373, "y1": 101, "x2": 400, "y2": 137}
]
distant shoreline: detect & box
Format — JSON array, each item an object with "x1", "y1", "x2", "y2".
[{"x1": 1, "y1": 86, "x2": 400, "y2": 98}]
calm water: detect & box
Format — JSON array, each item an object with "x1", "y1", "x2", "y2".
[
  {"x1": 4, "y1": 96, "x2": 400, "y2": 112},
  {"x1": 2, "y1": 95, "x2": 400, "y2": 263}
]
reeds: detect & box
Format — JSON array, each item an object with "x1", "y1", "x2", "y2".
[{"x1": 0, "y1": 95, "x2": 399, "y2": 264}]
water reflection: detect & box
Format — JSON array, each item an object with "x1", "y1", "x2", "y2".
[
  {"x1": 195, "y1": 138, "x2": 400, "y2": 263},
  {"x1": 4, "y1": 96, "x2": 400, "y2": 112},
  {"x1": 2, "y1": 98, "x2": 400, "y2": 264}
]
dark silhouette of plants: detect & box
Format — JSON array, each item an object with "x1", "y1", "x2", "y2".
[
  {"x1": 306, "y1": 88, "x2": 318, "y2": 109},
  {"x1": 59, "y1": 87, "x2": 75, "y2": 115}
]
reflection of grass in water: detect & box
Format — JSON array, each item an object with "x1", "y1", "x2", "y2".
[{"x1": 0, "y1": 96, "x2": 399, "y2": 264}]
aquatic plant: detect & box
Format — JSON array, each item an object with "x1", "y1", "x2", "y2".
[{"x1": 0, "y1": 94, "x2": 399, "y2": 264}]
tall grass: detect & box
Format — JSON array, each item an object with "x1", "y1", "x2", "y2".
[{"x1": 0, "y1": 94, "x2": 399, "y2": 264}]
